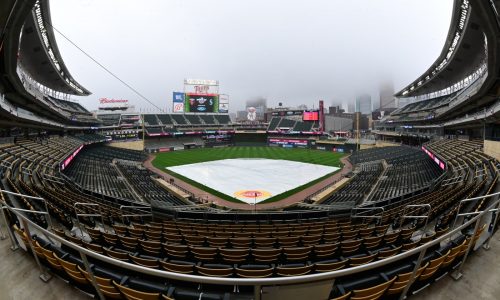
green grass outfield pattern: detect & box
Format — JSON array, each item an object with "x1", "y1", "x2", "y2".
[{"x1": 152, "y1": 146, "x2": 344, "y2": 204}]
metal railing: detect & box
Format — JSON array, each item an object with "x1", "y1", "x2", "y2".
[
  {"x1": 451, "y1": 191, "x2": 500, "y2": 230},
  {"x1": 74, "y1": 203, "x2": 106, "y2": 236},
  {"x1": 119, "y1": 205, "x2": 153, "y2": 224},
  {"x1": 399, "y1": 204, "x2": 432, "y2": 231},
  {"x1": 0, "y1": 189, "x2": 53, "y2": 230},
  {"x1": 350, "y1": 207, "x2": 384, "y2": 225},
  {"x1": 0, "y1": 191, "x2": 499, "y2": 300}
]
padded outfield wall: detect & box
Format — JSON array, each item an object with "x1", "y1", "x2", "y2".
[
  {"x1": 233, "y1": 132, "x2": 267, "y2": 146},
  {"x1": 141, "y1": 132, "x2": 361, "y2": 152}
]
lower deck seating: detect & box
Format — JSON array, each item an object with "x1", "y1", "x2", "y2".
[
  {"x1": 9, "y1": 214, "x2": 486, "y2": 300},
  {"x1": 65, "y1": 156, "x2": 135, "y2": 200},
  {"x1": 64, "y1": 145, "x2": 147, "y2": 200},
  {"x1": 370, "y1": 152, "x2": 442, "y2": 201},
  {"x1": 116, "y1": 162, "x2": 186, "y2": 206},
  {"x1": 322, "y1": 162, "x2": 383, "y2": 206},
  {"x1": 1, "y1": 136, "x2": 498, "y2": 300}
]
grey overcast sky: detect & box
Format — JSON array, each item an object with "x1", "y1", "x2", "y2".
[{"x1": 50, "y1": 0, "x2": 453, "y2": 113}]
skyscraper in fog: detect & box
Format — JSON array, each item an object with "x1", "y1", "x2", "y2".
[
  {"x1": 347, "y1": 102, "x2": 355, "y2": 113},
  {"x1": 355, "y1": 94, "x2": 372, "y2": 114},
  {"x1": 379, "y1": 81, "x2": 396, "y2": 109}
]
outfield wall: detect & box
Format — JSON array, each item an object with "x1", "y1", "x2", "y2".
[
  {"x1": 313, "y1": 141, "x2": 356, "y2": 153},
  {"x1": 234, "y1": 132, "x2": 267, "y2": 146}
]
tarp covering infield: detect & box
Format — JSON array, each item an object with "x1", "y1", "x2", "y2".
[{"x1": 166, "y1": 158, "x2": 339, "y2": 203}]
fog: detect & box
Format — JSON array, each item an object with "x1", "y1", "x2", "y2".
[{"x1": 50, "y1": 0, "x2": 453, "y2": 112}]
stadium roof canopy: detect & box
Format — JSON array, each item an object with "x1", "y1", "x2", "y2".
[
  {"x1": 18, "y1": 0, "x2": 91, "y2": 96},
  {"x1": 0, "y1": 0, "x2": 97, "y2": 128},
  {"x1": 395, "y1": 0, "x2": 491, "y2": 97}
]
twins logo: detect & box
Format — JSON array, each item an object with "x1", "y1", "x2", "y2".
[{"x1": 247, "y1": 107, "x2": 257, "y2": 121}]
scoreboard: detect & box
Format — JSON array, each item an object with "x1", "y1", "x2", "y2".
[
  {"x1": 303, "y1": 111, "x2": 319, "y2": 121},
  {"x1": 184, "y1": 94, "x2": 219, "y2": 113},
  {"x1": 183, "y1": 79, "x2": 220, "y2": 113}
]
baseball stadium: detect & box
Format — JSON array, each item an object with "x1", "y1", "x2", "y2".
[{"x1": 0, "y1": 0, "x2": 500, "y2": 300}]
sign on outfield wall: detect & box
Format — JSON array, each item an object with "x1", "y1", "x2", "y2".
[{"x1": 268, "y1": 138, "x2": 309, "y2": 148}]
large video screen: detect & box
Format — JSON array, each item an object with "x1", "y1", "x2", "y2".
[
  {"x1": 303, "y1": 111, "x2": 319, "y2": 121},
  {"x1": 185, "y1": 93, "x2": 219, "y2": 113}
]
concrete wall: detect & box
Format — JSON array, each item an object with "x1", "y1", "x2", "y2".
[
  {"x1": 108, "y1": 140, "x2": 144, "y2": 151},
  {"x1": 484, "y1": 140, "x2": 500, "y2": 161},
  {"x1": 324, "y1": 115, "x2": 353, "y2": 132}
]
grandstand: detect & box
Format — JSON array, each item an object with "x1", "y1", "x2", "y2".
[
  {"x1": 0, "y1": 0, "x2": 500, "y2": 300},
  {"x1": 267, "y1": 116, "x2": 319, "y2": 132},
  {"x1": 64, "y1": 145, "x2": 147, "y2": 200},
  {"x1": 1, "y1": 135, "x2": 498, "y2": 299}
]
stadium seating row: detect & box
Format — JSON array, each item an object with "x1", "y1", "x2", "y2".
[
  {"x1": 1, "y1": 136, "x2": 497, "y2": 300},
  {"x1": 143, "y1": 114, "x2": 231, "y2": 127},
  {"x1": 267, "y1": 117, "x2": 319, "y2": 132}
]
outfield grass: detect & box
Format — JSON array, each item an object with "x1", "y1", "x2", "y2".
[{"x1": 152, "y1": 146, "x2": 344, "y2": 204}]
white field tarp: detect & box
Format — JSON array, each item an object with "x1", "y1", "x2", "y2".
[{"x1": 167, "y1": 158, "x2": 339, "y2": 204}]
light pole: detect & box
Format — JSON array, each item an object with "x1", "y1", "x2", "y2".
[
  {"x1": 483, "y1": 108, "x2": 486, "y2": 142},
  {"x1": 254, "y1": 192, "x2": 257, "y2": 213}
]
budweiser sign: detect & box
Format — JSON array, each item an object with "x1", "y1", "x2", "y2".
[{"x1": 99, "y1": 98, "x2": 128, "y2": 104}]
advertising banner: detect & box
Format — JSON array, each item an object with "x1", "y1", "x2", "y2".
[
  {"x1": 173, "y1": 92, "x2": 184, "y2": 113},
  {"x1": 271, "y1": 110, "x2": 304, "y2": 117},
  {"x1": 98, "y1": 98, "x2": 129, "y2": 110},
  {"x1": 219, "y1": 94, "x2": 229, "y2": 113},
  {"x1": 268, "y1": 138, "x2": 309, "y2": 148}
]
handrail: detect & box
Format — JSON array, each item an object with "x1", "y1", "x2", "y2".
[
  {"x1": 119, "y1": 205, "x2": 153, "y2": 224},
  {"x1": 0, "y1": 189, "x2": 53, "y2": 230},
  {"x1": 0, "y1": 202, "x2": 19, "y2": 250},
  {"x1": 399, "y1": 204, "x2": 432, "y2": 231},
  {"x1": 350, "y1": 207, "x2": 384, "y2": 225},
  {"x1": 442, "y1": 175, "x2": 465, "y2": 186},
  {"x1": 74, "y1": 202, "x2": 106, "y2": 236},
  {"x1": 450, "y1": 191, "x2": 500, "y2": 229},
  {"x1": 1, "y1": 190, "x2": 499, "y2": 300}
]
